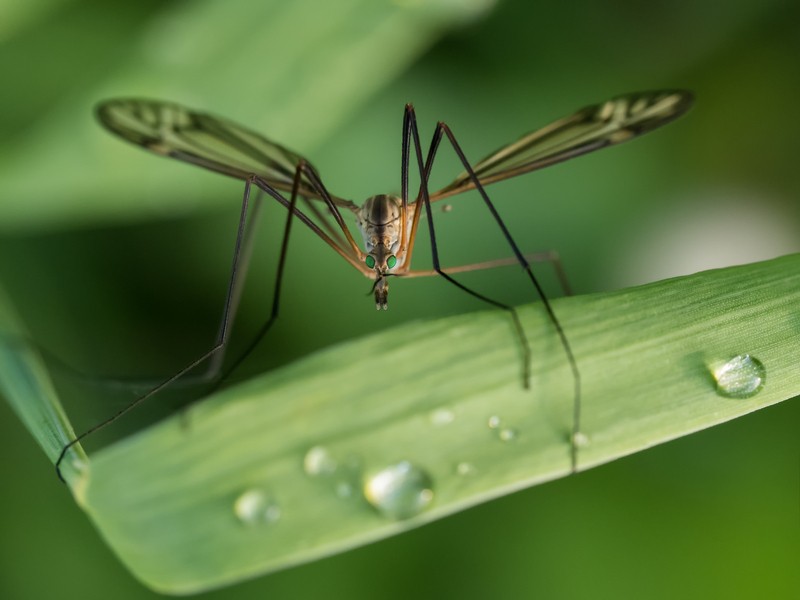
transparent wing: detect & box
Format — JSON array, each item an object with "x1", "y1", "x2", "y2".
[
  {"x1": 430, "y1": 90, "x2": 693, "y2": 201},
  {"x1": 96, "y1": 99, "x2": 357, "y2": 210}
]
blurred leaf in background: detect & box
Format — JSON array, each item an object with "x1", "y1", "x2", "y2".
[{"x1": 0, "y1": 0, "x2": 797, "y2": 598}]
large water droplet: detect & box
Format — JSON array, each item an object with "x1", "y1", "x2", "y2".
[
  {"x1": 712, "y1": 354, "x2": 766, "y2": 399},
  {"x1": 363, "y1": 461, "x2": 434, "y2": 520},
  {"x1": 234, "y1": 490, "x2": 281, "y2": 526}
]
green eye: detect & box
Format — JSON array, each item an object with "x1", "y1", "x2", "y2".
[
  {"x1": 386, "y1": 255, "x2": 397, "y2": 269},
  {"x1": 365, "y1": 255, "x2": 376, "y2": 269}
]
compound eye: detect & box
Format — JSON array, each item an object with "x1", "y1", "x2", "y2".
[
  {"x1": 365, "y1": 255, "x2": 376, "y2": 269},
  {"x1": 386, "y1": 254, "x2": 397, "y2": 269}
]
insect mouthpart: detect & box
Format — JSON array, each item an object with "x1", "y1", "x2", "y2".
[{"x1": 373, "y1": 276, "x2": 389, "y2": 310}]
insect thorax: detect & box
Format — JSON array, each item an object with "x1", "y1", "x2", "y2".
[{"x1": 356, "y1": 194, "x2": 405, "y2": 254}]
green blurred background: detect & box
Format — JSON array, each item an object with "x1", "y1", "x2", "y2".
[{"x1": 0, "y1": 0, "x2": 797, "y2": 598}]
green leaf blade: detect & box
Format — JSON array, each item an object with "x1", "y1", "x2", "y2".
[
  {"x1": 71, "y1": 254, "x2": 799, "y2": 593},
  {"x1": 0, "y1": 287, "x2": 86, "y2": 484}
]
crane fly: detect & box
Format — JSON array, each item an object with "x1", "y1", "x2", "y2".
[{"x1": 55, "y1": 90, "x2": 694, "y2": 481}]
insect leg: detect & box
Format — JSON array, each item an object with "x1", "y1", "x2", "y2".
[
  {"x1": 201, "y1": 162, "x2": 310, "y2": 387},
  {"x1": 402, "y1": 250, "x2": 573, "y2": 296},
  {"x1": 55, "y1": 177, "x2": 261, "y2": 482},
  {"x1": 406, "y1": 105, "x2": 582, "y2": 473}
]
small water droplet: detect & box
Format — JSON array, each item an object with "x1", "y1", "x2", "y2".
[
  {"x1": 712, "y1": 354, "x2": 766, "y2": 399},
  {"x1": 264, "y1": 503, "x2": 281, "y2": 522},
  {"x1": 572, "y1": 432, "x2": 590, "y2": 448},
  {"x1": 498, "y1": 428, "x2": 518, "y2": 442},
  {"x1": 455, "y1": 462, "x2": 476, "y2": 476},
  {"x1": 363, "y1": 461, "x2": 434, "y2": 520},
  {"x1": 430, "y1": 407, "x2": 455, "y2": 426},
  {"x1": 234, "y1": 490, "x2": 281, "y2": 526},
  {"x1": 336, "y1": 482, "x2": 353, "y2": 498},
  {"x1": 303, "y1": 445, "x2": 337, "y2": 476},
  {"x1": 487, "y1": 415, "x2": 517, "y2": 442}
]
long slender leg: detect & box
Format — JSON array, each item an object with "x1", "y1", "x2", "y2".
[
  {"x1": 203, "y1": 162, "x2": 308, "y2": 389},
  {"x1": 401, "y1": 106, "x2": 530, "y2": 387},
  {"x1": 437, "y1": 123, "x2": 582, "y2": 471},
  {"x1": 55, "y1": 177, "x2": 260, "y2": 481},
  {"x1": 405, "y1": 106, "x2": 582, "y2": 473},
  {"x1": 252, "y1": 170, "x2": 366, "y2": 273},
  {"x1": 533, "y1": 250, "x2": 572, "y2": 297},
  {"x1": 202, "y1": 189, "x2": 266, "y2": 379},
  {"x1": 299, "y1": 195, "x2": 349, "y2": 251},
  {"x1": 202, "y1": 161, "x2": 369, "y2": 389},
  {"x1": 403, "y1": 250, "x2": 573, "y2": 296}
]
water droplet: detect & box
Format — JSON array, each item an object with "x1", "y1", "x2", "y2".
[
  {"x1": 264, "y1": 504, "x2": 281, "y2": 522},
  {"x1": 429, "y1": 407, "x2": 455, "y2": 426},
  {"x1": 303, "y1": 445, "x2": 337, "y2": 476},
  {"x1": 455, "y1": 462, "x2": 476, "y2": 476},
  {"x1": 234, "y1": 490, "x2": 281, "y2": 526},
  {"x1": 712, "y1": 354, "x2": 766, "y2": 399},
  {"x1": 304, "y1": 447, "x2": 364, "y2": 501},
  {"x1": 336, "y1": 482, "x2": 353, "y2": 498},
  {"x1": 572, "y1": 432, "x2": 590, "y2": 448},
  {"x1": 487, "y1": 415, "x2": 517, "y2": 442},
  {"x1": 498, "y1": 428, "x2": 518, "y2": 442},
  {"x1": 363, "y1": 461, "x2": 434, "y2": 520}
]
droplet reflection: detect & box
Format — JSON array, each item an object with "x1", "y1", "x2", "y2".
[
  {"x1": 363, "y1": 461, "x2": 434, "y2": 520},
  {"x1": 712, "y1": 354, "x2": 766, "y2": 399},
  {"x1": 234, "y1": 489, "x2": 281, "y2": 526}
]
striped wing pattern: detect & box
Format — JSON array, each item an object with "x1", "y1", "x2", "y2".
[
  {"x1": 432, "y1": 90, "x2": 693, "y2": 200},
  {"x1": 96, "y1": 99, "x2": 356, "y2": 208},
  {"x1": 97, "y1": 92, "x2": 692, "y2": 209}
]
